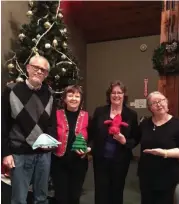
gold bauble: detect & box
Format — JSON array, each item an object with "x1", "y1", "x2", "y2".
[
  {"x1": 61, "y1": 54, "x2": 66, "y2": 60},
  {"x1": 44, "y1": 21, "x2": 51, "y2": 29},
  {"x1": 32, "y1": 47, "x2": 38, "y2": 53},
  {"x1": 26, "y1": 10, "x2": 33, "y2": 17},
  {"x1": 18, "y1": 33, "x2": 25, "y2": 41},
  {"x1": 52, "y1": 39, "x2": 58, "y2": 47},
  {"x1": 16, "y1": 77, "x2": 24, "y2": 82},
  {"x1": 58, "y1": 13, "x2": 63, "y2": 19},
  {"x1": 62, "y1": 42, "x2": 68, "y2": 49},
  {"x1": 7, "y1": 63, "x2": 15, "y2": 70},
  {"x1": 29, "y1": 0, "x2": 34, "y2": 7}
]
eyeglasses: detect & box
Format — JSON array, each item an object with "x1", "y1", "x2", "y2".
[
  {"x1": 111, "y1": 91, "x2": 124, "y2": 95},
  {"x1": 149, "y1": 98, "x2": 166, "y2": 107},
  {"x1": 29, "y1": 64, "x2": 48, "y2": 74}
]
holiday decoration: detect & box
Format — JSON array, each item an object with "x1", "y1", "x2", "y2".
[
  {"x1": 71, "y1": 133, "x2": 87, "y2": 152},
  {"x1": 104, "y1": 114, "x2": 128, "y2": 135},
  {"x1": 52, "y1": 39, "x2": 58, "y2": 47},
  {"x1": 28, "y1": 0, "x2": 34, "y2": 7},
  {"x1": 5, "y1": 1, "x2": 82, "y2": 105},
  {"x1": 7, "y1": 63, "x2": 15, "y2": 70},
  {"x1": 152, "y1": 40, "x2": 179, "y2": 75},
  {"x1": 26, "y1": 10, "x2": 33, "y2": 17},
  {"x1": 16, "y1": 76, "x2": 24, "y2": 82},
  {"x1": 18, "y1": 33, "x2": 26, "y2": 41},
  {"x1": 44, "y1": 21, "x2": 51, "y2": 29}
]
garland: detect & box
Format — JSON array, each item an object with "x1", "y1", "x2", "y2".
[{"x1": 152, "y1": 40, "x2": 179, "y2": 75}]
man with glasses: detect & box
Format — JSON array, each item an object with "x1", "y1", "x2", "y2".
[{"x1": 2, "y1": 55, "x2": 57, "y2": 204}]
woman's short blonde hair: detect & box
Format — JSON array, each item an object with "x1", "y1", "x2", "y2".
[{"x1": 147, "y1": 91, "x2": 167, "y2": 106}]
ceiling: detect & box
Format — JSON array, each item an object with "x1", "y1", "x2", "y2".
[{"x1": 65, "y1": 1, "x2": 162, "y2": 43}]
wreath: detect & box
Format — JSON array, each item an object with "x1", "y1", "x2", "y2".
[{"x1": 152, "y1": 40, "x2": 179, "y2": 75}]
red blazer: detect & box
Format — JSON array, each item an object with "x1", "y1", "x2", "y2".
[{"x1": 55, "y1": 109, "x2": 88, "y2": 157}]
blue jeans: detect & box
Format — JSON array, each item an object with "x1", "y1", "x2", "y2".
[{"x1": 11, "y1": 153, "x2": 51, "y2": 204}]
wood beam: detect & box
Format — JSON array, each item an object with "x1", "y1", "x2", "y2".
[{"x1": 158, "y1": 1, "x2": 179, "y2": 117}]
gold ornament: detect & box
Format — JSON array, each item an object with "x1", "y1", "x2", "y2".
[
  {"x1": 58, "y1": 13, "x2": 63, "y2": 19},
  {"x1": 18, "y1": 33, "x2": 25, "y2": 41},
  {"x1": 36, "y1": 34, "x2": 41, "y2": 39},
  {"x1": 60, "y1": 29, "x2": 65, "y2": 35},
  {"x1": 52, "y1": 39, "x2": 58, "y2": 47},
  {"x1": 26, "y1": 10, "x2": 33, "y2": 17},
  {"x1": 7, "y1": 63, "x2": 15, "y2": 70},
  {"x1": 62, "y1": 42, "x2": 68, "y2": 49},
  {"x1": 28, "y1": 0, "x2": 34, "y2": 7},
  {"x1": 61, "y1": 54, "x2": 66, "y2": 60},
  {"x1": 32, "y1": 47, "x2": 38, "y2": 54},
  {"x1": 16, "y1": 77, "x2": 24, "y2": 82},
  {"x1": 44, "y1": 21, "x2": 51, "y2": 29}
]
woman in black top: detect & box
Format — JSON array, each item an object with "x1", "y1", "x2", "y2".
[
  {"x1": 89, "y1": 80, "x2": 140, "y2": 204},
  {"x1": 138, "y1": 91, "x2": 179, "y2": 204}
]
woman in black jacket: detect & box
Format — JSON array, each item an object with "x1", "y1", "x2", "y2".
[{"x1": 89, "y1": 80, "x2": 140, "y2": 204}]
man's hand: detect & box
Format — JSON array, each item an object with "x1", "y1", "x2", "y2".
[
  {"x1": 3, "y1": 155, "x2": 15, "y2": 169},
  {"x1": 113, "y1": 133, "x2": 126, "y2": 145},
  {"x1": 75, "y1": 147, "x2": 91, "y2": 158}
]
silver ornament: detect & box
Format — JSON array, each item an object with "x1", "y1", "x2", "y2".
[
  {"x1": 36, "y1": 34, "x2": 41, "y2": 39},
  {"x1": 7, "y1": 63, "x2": 15, "y2": 70},
  {"x1": 62, "y1": 42, "x2": 67, "y2": 49},
  {"x1": 16, "y1": 77, "x2": 24, "y2": 82},
  {"x1": 61, "y1": 68, "x2": 66, "y2": 73},
  {"x1": 26, "y1": 10, "x2": 33, "y2": 17},
  {"x1": 61, "y1": 54, "x2": 66, "y2": 60},
  {"x1": 44, "y1": 21, "x2": 51, "y2": 29},
  {"x1": 60, "y1": 29, "x2": 65, "y2": 35},
  {"x1": 18, "y1": 33, "x2": 25, "y2": 41},
  {"x1": 55, "y1": 75, "x2": 60, "y2": 80},
  {"x1": 29, "y1": 0, "x2": 34, "y2": 7},
  {"x1": 58, "y1": 13, "x2": 63, "y2": 19},
  {"x1": 32, "y1": 38, "x2": 37, "y2": 43},
  {"x1": 52, "y1": 39, "x2": 58, "y2": 47},
  {"x1": 63, "y1": 28, "x2": 67, "y2": 33},
  {"x1": 45, "y1": 43, "x2": 51, "y2": 49}
]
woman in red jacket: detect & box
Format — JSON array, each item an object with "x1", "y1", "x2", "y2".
[{"x1": 51, "y1": 85, "x2": 90, "y2": 204}]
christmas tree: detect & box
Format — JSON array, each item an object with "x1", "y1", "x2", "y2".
[
  {"x1": 71, "y1": 134, "x2": 87, "y2": 152},
  {"x1": 6, "y1": 0, "x2": 82, "y2": 101}
]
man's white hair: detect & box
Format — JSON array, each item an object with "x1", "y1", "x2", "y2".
[{"x1": 29, "y1": 55, "x2": 50, "y2": 71}]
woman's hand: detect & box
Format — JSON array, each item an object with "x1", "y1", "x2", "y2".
[
  {"x1": 75, "y1": 147, "x2": 91, "y2": 158},
  {"x1": 113, "y1": 133, "x2": 126, "y2": 145},
  {"x1": 143, "y1": 148, "x2": 166, "y2": 157}
]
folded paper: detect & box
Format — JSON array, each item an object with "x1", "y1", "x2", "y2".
[{"x1": 32, "y1": 133, "x2": 61, "y2": 150}]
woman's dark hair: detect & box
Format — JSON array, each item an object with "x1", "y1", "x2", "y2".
[
  {"x1": 106, "y1": 80, "x2": 128, "y2": 105},
  {"x1": 61, "y1": 85, "x2": 84, "y2": 109}
]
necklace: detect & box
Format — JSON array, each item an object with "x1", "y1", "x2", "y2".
[{"x1": 152, "y1": 114, "x2": 171, "y2": 131}]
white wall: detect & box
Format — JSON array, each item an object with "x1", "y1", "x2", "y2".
[{"x1": 86, "y1": 35, "x2": 160, "y2": 117}]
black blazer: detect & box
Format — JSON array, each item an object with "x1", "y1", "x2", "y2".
[{"x1": 89, "y1": 105, "x2": 140, "y2": 161}]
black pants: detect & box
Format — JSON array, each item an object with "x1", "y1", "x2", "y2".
[
  {"x1": 51, "y1": 154, "x2": 88, "y2": 204},
  {"x1": 93, "y1": 157, "x2": 130, "y2": 204},
  {"x1": 140, "y1": 183, "x2": 175, "y2": 204}
]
